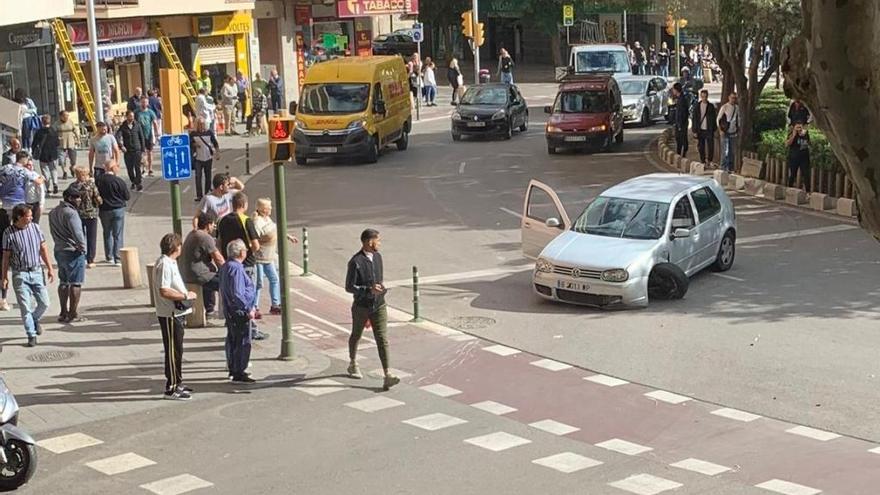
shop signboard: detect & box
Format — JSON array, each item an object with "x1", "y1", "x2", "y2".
[
  {"x1": 336, "y1": 0, "x2": 420, "y2": 18},
  {"x1": 294, "y1": 4, "x2": 312, "y2": 25},
  {"x1": 295, "y1": 32, "x2": 306, "y2": 92},
  {"x1": 194, "y1": 11, "x2": 253, "y2": 37},
  {"x1": 0, "y1": 26, "x2": 52, "y2": 51},
  {"x1": 68, "y1": 19, "x2": 148, "y2": 44}
]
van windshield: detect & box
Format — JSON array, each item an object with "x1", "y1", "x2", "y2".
[
  {"x1": 553, "y1": 91, "x2": 609, "y2": 113},
  {"x1": 299, "y1": 83, "x2": 371, "y2": 114},
  {"x1": 575, "y1": 50, "x2": 630, "y2": 74}
]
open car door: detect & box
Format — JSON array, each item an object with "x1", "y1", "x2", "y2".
[{"x1": 521, "y1": 179, "x2": 571, "y2": 259}]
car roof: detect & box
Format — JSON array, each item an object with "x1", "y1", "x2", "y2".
[
  {"x1": 600, "y1": 174, "x2": 714, "y2": 202},
  {"x1": 559, "y1": 74, "x2": 613, "y2": 91}
]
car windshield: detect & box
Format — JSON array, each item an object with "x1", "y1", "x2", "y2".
[
  {"x1": 619, "y1": 80, "x2": 647, "y2": 95},
  {"x1": 572, "y1": 197, "x2": 670, "y2": 240},
  {"x1": 553, "y1": 91, "x2": 609, "y2": 113},
  {"x1": 461, "y1": 87, "x2": 508, "y2": 105},
  {"x1": 575, "y1": 50, "x2": 630, "y2": 73},
  {"x1": 299, "y1": 83, "x2": 371, "y2": 114}
]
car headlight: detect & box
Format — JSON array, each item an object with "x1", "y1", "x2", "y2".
[
  {"x1": 624, "y1": 104, "x2": 636, "y2": 110},
  {"x1": 546, "y1": 125, "x2": 563, "y2": 133},
  {"x1": 491, "y1": 109, "x2": 506, "y2": 120},
  {"x1": 294, "y1": 119, "x2": 308, "y2": 129},
  {"x1": 535, "y1": 258, "x2": 554, "y2": 273},
  {"x1": 347, "y1": 119, "x2": 366, "y2": 129},
  {"x1": 601, "y1": 269, "x2": 629, "y2": 282},
  {"x1": 588, "y1": 124, "x2": 607, "y2": 133}
]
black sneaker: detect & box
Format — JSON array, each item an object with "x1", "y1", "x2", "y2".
[
  {"x1": 164, "y1": 389, "x2": 192, "y2": 400},
  {"x1": 178, "y1": 384, "x2": 193, "y2": 393},
  {"x1": 252, "y1": 330, "x2": 268, "y2": 341},
  {"x1": 232, "y1": 374, "x2": 256, "y2": 383},
  {"x1": 26, "y1": 336, "x2": 36, "y2": 347}
]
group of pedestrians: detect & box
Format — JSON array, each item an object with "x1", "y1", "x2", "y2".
[
  {"x1": 626, "y1": 42, "x2": 719, "y2": 81},
  {"x1": 189, "y1": 69, "x2": 282, "y2": 137}
]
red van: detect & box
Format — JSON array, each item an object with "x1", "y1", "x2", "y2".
[{"x1": 544, "y1": 75, "x2": 624, "y2": 154}]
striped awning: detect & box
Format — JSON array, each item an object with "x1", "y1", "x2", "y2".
[{"x1": 73, "y1": 39, "x2": 159, "y2": 62}]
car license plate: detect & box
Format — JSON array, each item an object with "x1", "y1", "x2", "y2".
[
  {"x1": 557, "y1": 280, "x2": 589, "y2": 292},
  {"x1": 467, "y1": 122, "x2": 486, "y2": 127},
  {"x1": 564, "y1": 136, "x2": 587, "y2": 142},
  {"x1": 316, "y1": 147, "x2": 337, "y2": 153}
]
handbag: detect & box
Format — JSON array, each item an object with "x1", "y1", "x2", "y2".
[{"x1": 174, "y1": 298, "x2": 194, "y2": 312}]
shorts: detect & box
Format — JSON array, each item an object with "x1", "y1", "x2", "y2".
[
  {"x1": 56, "y1": 250, "x2": 86, "y2": 286},
  {"x1": 144, "y1": 140, "x2": 154, "y2": 151}
]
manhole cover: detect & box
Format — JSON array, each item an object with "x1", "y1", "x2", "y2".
[
  {"x1": 445, "y1": 316, "x2": 496, "y2": 330},
  {"x1": 26, "y1": 350, "x2": 77, "y2": 362}
]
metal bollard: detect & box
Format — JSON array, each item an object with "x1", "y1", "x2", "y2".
[
  {"x1": 245, "y1": 142, "x2": 251, "y2": 175},
  {"x1": 411, "y1": 265, "x2": 422, "y2": 322},
  {"x1": 301, "y1": 227, "x2": 310, "y2": 276}
]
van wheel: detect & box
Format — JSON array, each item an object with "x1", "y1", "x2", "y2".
[
  {"x1": 519, "y1": 113, "x2": 528, "y2": 132},
  {"x1": 365, "y1": 135, "x2": 379, "y2": 164},
  {"x1": 396, "y1": 131, "x2": 409, "y2": 151},
  {"x1": 615, "y1": 128, "x2": 624, "y2": 144},
  {"x1": 294, "y1": 154, "x2": 308, "y2": 166},
  {"x1": 648, "y1": 263, "x2": 689, "y2": 301},
  {"x1": 712, "y1": 230, "x2": 736, "y2": 272},
  {"x1": 403, "y1": 118, "x2": 412, "y2": 133}
]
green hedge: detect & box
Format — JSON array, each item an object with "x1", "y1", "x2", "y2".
[
  {"x1": 752, "y1": 88, "x2": 789, "y2": 139},
  {"x1": 757, "y1": 128, "x2": 840, "y2": 171}
]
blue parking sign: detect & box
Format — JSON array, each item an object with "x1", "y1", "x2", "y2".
[
  {"x1": 160, "y1": 134, "x2": 192, "y2": 181},
  {"x1": 412, "y1": 23, "x2": 423, "y2": 43}
]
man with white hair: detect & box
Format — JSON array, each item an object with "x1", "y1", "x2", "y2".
[{"x1": 219, "y1": 238, "x2": 256, "y2": 383}]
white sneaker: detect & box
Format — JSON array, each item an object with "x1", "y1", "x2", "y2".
[
  {"x1": 347, "y1": 362, "x2": 363, "y2": 379},
  {"x1": 0, "y1": 300, "x2": 9, "y2": 311}
]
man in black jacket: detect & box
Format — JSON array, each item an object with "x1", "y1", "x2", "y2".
[
  {"x1": 95, "y1": 160, "x2": 130, "y2": 265},
  {"x1": 672, "y1": 83, "x2": 690, "y2": 157},
  {"x1": 344, "y1": 229, "x2": 399, "y2": 391},
  {"x1": 115, "y1": 110, "x2": 146, "y2": 191},
  {"x1": 692, "y1": 90, "x2": 717, "y2": 165}
]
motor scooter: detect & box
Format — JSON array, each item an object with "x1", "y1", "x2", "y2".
[{"x1": 0, "y1": 348, "x2": 37, "y2": 490}]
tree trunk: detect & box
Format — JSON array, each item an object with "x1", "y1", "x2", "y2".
[
  {"x1": 550, "y1": 30, "x2": 563, "y2": 66},
  {"x1": 721, "y1": 62, "x2": 735, "y2": 102},
  {"x1": 784, "y1": 0, "x2": 880, "y2": 240}
]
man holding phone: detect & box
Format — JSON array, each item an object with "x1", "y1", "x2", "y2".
[{"x1": 345, "y1": 229, "x2": 399, "y2": 391}]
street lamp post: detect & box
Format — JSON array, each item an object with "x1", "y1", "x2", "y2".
[
  {"x1": 472, "y1": 0, "x2": 480, "y2": 85},
  {"x1": 86, "y1": 0, "x2": 104, "y2": 121}
]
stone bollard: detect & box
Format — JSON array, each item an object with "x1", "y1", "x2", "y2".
[
  {"x1": 679, "y1": 156, "x2": 690, "y2": 172},
  {"x1": 184, "y1": 283, "x2": 207, "y2": 328},
  {"x1": 784, "y1": 187, "x2": 807, "y2": 205},
  {"x1": 762, "y1": 183, "x2": 785, "y2": 200},
  {"x1": 744, "y1": 178, "x2": 765, "y2": 196},
  {"x1": 809, "y1": 193, "x2": 834, "y2": 211},
  {"x1": 146, "y1": 262, "x2": 156, "y2": 307},
  {"x1": 689, "y1": 161, "x2": 705, "y2": 175},
  {"x1": 713, "y1": 170, "x2": 729, "y2": 186},
  {"x1": 729, "y1": 174, "x2": 746, "y2": 190},
  {"x1": 836, "y1": 198, "x2": 858, "y2": 217},
  {"x1": 120, "y1": 247, "x2": 142, "y2": 289}
]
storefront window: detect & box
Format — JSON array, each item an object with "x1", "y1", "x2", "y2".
[
  {"x1": 0, "y1": 49, "x2": 49, "y2": 113},
  {"x1": 311, "y1": 21, "x2": 354, "y2": 61}
]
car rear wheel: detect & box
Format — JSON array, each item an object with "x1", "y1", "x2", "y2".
[
  {"x1": 294, "y1": 153, "x2": 308, "y2": 166},
  {"x1": 396, "y1": 131, "x2": 409, "y2": 151},
  {"x1": 648, "y1": 263, "x2": 689, "y2": 301},
  {"x1": 712, "y1": 230, "x2": 736, "y2": 272},
  {"x1": 547, "y1": 145, "x2": 557, "y2": 155}
]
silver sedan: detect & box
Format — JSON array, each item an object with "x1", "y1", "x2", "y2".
[
  {"x1": 618, "y1": 76, "x2": 669, "y2": 126},
  {"x1": 522, "y1": 174, "x2": 737, "y2": 308}
]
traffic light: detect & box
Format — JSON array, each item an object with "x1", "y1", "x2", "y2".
[
  {"x1": 268, "y1": 116, "x2": 295, "y2": 162},
  {"x1": 461, "y1": 10, "x2": 473, "y2": 38},
  {"x1": 474, "y1": 22, "x2": 485, "y2": 47},
  {"x1": 665, "y1": 14, "x2": 675, "y2": 35},
  {"x1": 678, "y1": 18, "x2": 688, "y2": 29}
]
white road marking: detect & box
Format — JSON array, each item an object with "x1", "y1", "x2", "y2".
[
  {"x1": 584, "y1": 374, "x2": 629, "y2": 387},
  {"x1": 384, "y1": 264, "x2": 533, "y2": 288},
  {"x1": 295, "y1": 308, "x2": 374, "y2": 346},
  {"x1": 483, "y1": 344, "x2": 521, "y2": 356},
  {"x1": 86, "y1": 452, "x2": 157, "y2": 476},
  {"x1": 345, "y1": 396, "x2": 405, "y2": 413},
  {"x1": 608, "y1": 474, "x2": 683, "y2": 495},
  {"x1": 403, "y1": 413, "x2": 468, "y2": 431},
  {"x1": 532, "y1": 452, "x2": 603, "y2": 473},
  {"x1": 293, "y1": 378, "x2": 349, "y2": 397},
  {"x1": 736, "y1": 209, "x2": 781, "y2": 216},
  {"x1": 368, "y1": 367, "x2": 411, "y2": 379},
  {"x1": 785, "y1": 425, "x2": 841, "y2": 442},
  {"x1": 499, "y1": 206, "x2": 522, "y2": 219},
  {"x1": 291, "y1": 288, "x2": 317, "y2": 302},
  {"x1": 37, "y1": 433, "x2": 103, "y2": 454},
  {"x1": 710, "y1": 407, "x2": 762, "y2": 422},
  {"x1": 530, "y1": 358, "x2": 572, "y2": 371},
  {"x1": 644, "y1": 390, "x2": 692, "y2": 405},
  {"x1": 711, "y1": 273, "x2": 746, "y2": 282},
  {"x1": 459, "y1": 161, "x2": 466, "y2": 174},
  {"x1": 234, "y1": 155, "x2": 246, "y2": 162},
  {"x1": 595, "y1": 438, "x2": 653, "y2": 456},
  {"x1": 471, "y1": 400, "x2": 517, "y2": 415},
  {"x1": 420, "y1": 383, "x2": 462, "y2": 397},
  {"x1": 182, "y1": 185, "x2": 190, "y2": 193},
  {"x1": 528, "y1": 419, "x2": 580, "y2": 436},
  {"x1": 670, "y1": 457, "x2": 731, "y2": 476},
  {"x1": 737, "y1": 203, "x2": 772, "y2": 209},
  {"x1": 739, "y1": 224, "x2": 858, "y2": 245},
  {"x1": 869, "y1": 446, "x2": 880, "y2": 455},
  {"x1": 448, "y1": 333, "x2": 478, "y2": 341},
  {"x1": 413, "y1": 113, "x2": 453, "y2": 124},
  {"x1": 464, "y1": 432, "x2": 532, "y2": 452},
  {"x1": 140, "y1": 474, "x2": 214, "y2": 495},
  {"x1": 755, "y1": 479, "x2": 822, "y2": 495}
]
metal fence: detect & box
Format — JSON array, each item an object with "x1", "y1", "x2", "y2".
[{"x1": 745, "y1": 151, "x2": 854, "y2": 199}]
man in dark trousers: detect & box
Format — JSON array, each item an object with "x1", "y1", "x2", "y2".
[
  {"x1": 219, "y1": 238, "x2": 256, "y2": 383},
  {"x1": 672, "y1": 83, "x2": 690, "y2": 157},
  {"x1": 95, "y1": 160, "x2": 129, "y2": 265},
  {"x1": 115, "y1": 110, "x2": 146, "y2": 190},
  {"x1": 345, "y1": 229, "x2": 399, "y2": 391},
  {"x1": 692, "y1": 89, "x2": 717, "y2": 165}
]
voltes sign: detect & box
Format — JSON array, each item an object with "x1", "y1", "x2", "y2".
[{"x1": 337, "y1": 0, "x2": 419, "y2": 18}]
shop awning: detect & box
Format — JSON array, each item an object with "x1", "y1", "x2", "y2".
[{"x1": 73, "y1": 39, "x2": 159, "y2": 62}]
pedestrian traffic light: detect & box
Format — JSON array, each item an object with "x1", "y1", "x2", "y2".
[
  {"x1": 461, "y1": 10, "x2": 473, "y2": 38},
  {"x1": 474, "y1": 22, "x2": 485, "y2": 47},
  {"x1": 268, "y1": 116, "x2": 295, "y2": 162}
]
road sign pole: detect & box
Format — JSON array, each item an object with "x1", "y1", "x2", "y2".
[
  {"x1": 275, "y1": 160, "x2": 294, "y2": 360},
  {"x1": 416, "y1": 40, "x2": 421, "y2": 121},
  {"x1": 170, "y1": 180, "x2": 182, "y2": 236},
  {"x1": 472, "y1": 0, "x2": 480, "y2": 85}
]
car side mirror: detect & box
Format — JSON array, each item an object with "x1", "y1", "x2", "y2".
[
  {"x1": 546, "y1": 217, "x2": 561, "y2": 228},
  {"x1": 543, "y1": 105, "x2": 552, "y2": 114},
  {"x1": 671, "y1": 228, "x2": 691, "y2": 239}
]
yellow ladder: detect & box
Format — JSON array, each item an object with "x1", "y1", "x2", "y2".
[
  {"x1": 155, "y1": 25, "x2": 197, "y2": 110},
  {"x1": 52, "y1": 18, "x2": 96, "y2": 127}
]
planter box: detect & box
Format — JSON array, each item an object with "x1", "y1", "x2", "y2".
[
  {"x1": 837, "y1": 197, "x2": 858, "y2": 217},
  {"x1": 809, "y1": 192, "x2": 834, "y2": 211},
  {"x1": 762, "y1": 183, "x2": 785, "y2": 200},
  {"x1": 784, "y1": 187, "x2": 807, "y2": 205}
]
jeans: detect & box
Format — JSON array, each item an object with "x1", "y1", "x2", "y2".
[
  {"x1": 659, "y1": 64, "x2": 669, "y2": 77},
  {"x1": 39, "y1": 160, "x2": 58, "y2": 191},
  {"x1": 350, "y1": 304, "x2": 389, "y2": 370},
  {"x1": 193, "y1": 159, "x2": 212, "y2": 199},
  {"x1": 255, "y1": 262, "x2": 280, "y2": 308},
  {"x1": 424, "y1": 85, "x2": 436, "y2": 104},
  {"x1": 500, "y1": 72, "x2": 514, "y2": 84},
  {"x1": 721, "y1": 134, "x2": 737, "y2": 172},
  {"x1": 697, "y1": 129, "x2": 715, "y2": 163},
  {"x1": 82, "y1": 217, "x2": 98, "y2": 264},
  {"x1": 123, "y1": 151, "x2": 143, "y2": 186},
  {"x1": 694, "y1": 63, "x2": 703, "y2": 80},
  {"x1": 55, "y1": 249, "x2": 86, "y2": 286},
  {"x1": 225, "y1": 315, "x2": 252, "y2": 377},
  {"x1": 201, "y1": 275, "x2": 219, "y2": 313},
  {"x1": 636, "y1": 63, "x2": 646, "y2": 75},
  {"x1": 788, "y1": 158, "x2": 811, "y2": 192},
  {"x1": 99, "y1": 208, "x2": 125, "y2": 262},
  {"x1": 12, "y1": 269, "x2": 50, "y2": 337}
]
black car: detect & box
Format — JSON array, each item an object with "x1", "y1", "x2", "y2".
[
  {"x1": 372, "y1": 33, "x2": 418, "y2": 57},
  {"x1": 451, "y1": 83, "x2": 529, "y2": 141}
]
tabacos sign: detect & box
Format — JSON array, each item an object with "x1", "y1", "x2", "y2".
[{"x1": 337, "y1": 0, "x2": 419, "y2": 18}]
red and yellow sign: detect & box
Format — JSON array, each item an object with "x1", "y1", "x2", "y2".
[
  {"x1": 295, "y1": 32, "x2": 306, "y2": 92},
  {"x1": 68, "y1": 19, "x2": 148, "y2": 44},
  {"x1": 336, "y1": 0, "x2": 419, "y2": 18}
]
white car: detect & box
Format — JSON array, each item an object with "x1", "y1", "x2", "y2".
[
  {"x1": 522, "y1": 174, "x2": 737, "y2": 308},
  {"x1": 617, "y1": 75, "x2": 669, "y2": 126}
]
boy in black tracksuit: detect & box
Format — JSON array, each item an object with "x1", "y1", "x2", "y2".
[
  {"x1": 115, "y1": 110, "x2": 147, "y2": 189},
  {"x1": 691, "y1": 90, "x2": 717, "y2": 164}
]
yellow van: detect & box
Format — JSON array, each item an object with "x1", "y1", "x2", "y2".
[{"x1": 294, "y1": 56, "x2": 412, "y2": 165}]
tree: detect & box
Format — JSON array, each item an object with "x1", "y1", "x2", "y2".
[{"x1": 783, "y1": 0, "x2": 880, "y2": 240}]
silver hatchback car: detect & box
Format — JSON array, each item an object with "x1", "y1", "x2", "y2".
[{"x1": 523, "y1": 174, "x2": 737, "y2": 308}]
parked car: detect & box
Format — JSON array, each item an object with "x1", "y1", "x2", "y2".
[
  {"x1": 544, "y1": 74, "x2": 624, "y2": 154},
  {"x1": 372, "y1": 33, "x2": 418, "y2": 57},
  {"x1": 522, "y1": 174, "x2": 737, "y2": 308},
  {"x1": 617, "y1": 75, "x2": 668, "y2": 126},
  {"x1": 451, "y1": 83, "x2": 528, "y2": 141}
]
